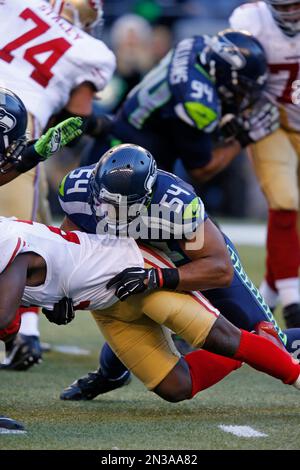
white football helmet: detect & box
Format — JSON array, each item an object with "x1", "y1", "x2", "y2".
[
  {"x1": 265, "y1": 0, "x2": 300, "y2": 36},
  {"x1": 50, "y1": 0, "x2": 104, "y2": 32}
]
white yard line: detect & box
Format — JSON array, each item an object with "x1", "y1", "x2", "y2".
[
  {"x1": 218, "y1": 425, "x2": 268, "y2": 438},
  {"x1": 0, "y1": 429, "x2": 27, "y2": 435}
]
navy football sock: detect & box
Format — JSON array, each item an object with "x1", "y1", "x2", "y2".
[{"x1": 99, "y1": 342, "x2": 129, "y2": 380}]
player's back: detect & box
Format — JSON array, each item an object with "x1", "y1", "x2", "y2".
[
  {"x1": 119, "y1": 36, "x2": 220, "y2": 134},
  {"x1": 0, "y1": 218, "x2": 143, "y2": 311},
  {"x1": 0, "y1": 0, "x2": 115, "y2": 128},
  {"x1": 230, "y1": 1, "x2": 300, "y2": 131}
]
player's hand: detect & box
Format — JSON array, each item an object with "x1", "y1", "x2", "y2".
[
  {"x1": 0, "y1": 137, "x2": 28, "y2": 174},
  {"x1": 42, "y1": 297, "x2": 75, "y2": 325},
  {"x1": 34, "y1": 117, "x2": 83, "y2": 160},
  {"x1": 220, "y1": 99, "x2": 280, "y2": 147},
  {"x1": 107, "y1": 267, "x2": 160, "y2": 301}
]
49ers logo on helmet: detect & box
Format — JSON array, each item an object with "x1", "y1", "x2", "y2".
[{"x1": 89, "y1": 0, "x2": 103, "y2": 10}]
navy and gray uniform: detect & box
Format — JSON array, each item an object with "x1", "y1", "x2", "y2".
[
  {"x1": 84, "y1": 36, "x2": 221, "y2": 171},
  {"x1": 58, "y1": 166, "x2": 298, "y2": 355}
]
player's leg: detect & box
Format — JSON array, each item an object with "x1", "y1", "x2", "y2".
[
  {"x1": 250, "y1": 129, "x2": 300, "y2": 327},
  {"x1": 91, "y1": 304, "x2": 241, "y2": 402},
  {"x1": 140, "y1": 290, "x2": 300, "y2": 398},
  {"x1": 204, "y1": 234, "x2": 300, "y2": 354},
  {"x1": 92, "y1": 290, "x2": 300, "y2": 402}
]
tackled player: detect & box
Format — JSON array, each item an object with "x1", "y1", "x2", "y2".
[{"x1": 0, "y1": 217, "x2": 300, "y2": 405}]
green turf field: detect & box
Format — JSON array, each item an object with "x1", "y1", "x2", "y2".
[{"x1": 1, "y1": 245, "x2": 299, "y2": 450}]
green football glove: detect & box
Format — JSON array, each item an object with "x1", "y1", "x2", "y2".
[{"x1": 34, "y1": 117, "x2": 83, "y2": 160}]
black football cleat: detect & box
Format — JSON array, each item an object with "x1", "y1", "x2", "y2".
[
  {"x1": 0, "y1": 416, "x2": 25, "y2": 432},
  {"x1": 60, "y1": 369, "x2": 131, "y2": 401},
  {"x1": 0, "y1": 334, "x2": 42, "y2": 371},
  {"x1": 283, "y1": 303, "x2": 300, "y2": 329}
]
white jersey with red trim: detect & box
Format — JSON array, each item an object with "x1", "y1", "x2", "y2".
[
  {"x1": 0, "y1": 218, "x2": 143, "y2": 311},
  {"x1": 0, "y1": 0, "x2": 116, "y2": 128},
  {"x1": 229, "y1": 1, "x2": 300, "y2": 131}
]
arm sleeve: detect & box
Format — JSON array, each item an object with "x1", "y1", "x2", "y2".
[{"x1": 73, "y1": 42, "x2": 116, "y2": 92}]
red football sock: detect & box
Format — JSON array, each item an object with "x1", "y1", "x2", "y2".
[
  {"x1": 267, "y1": 210, "x2": 300, "y2": 281},
  {"x1": 19, "y1": 306, "x2": 39, "y2": 315},
  {"x1": 234, "y1": 330, "x2": 300, "y2": 385},
  {"x1": 184, "y1": 350, "x2": 242, "y2": 398}
]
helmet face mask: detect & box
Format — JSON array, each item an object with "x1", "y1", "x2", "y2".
[
  {"x1": 265, "y1": 0, "x2": 300, "y2": 35},
  {"x1": 89, "y1": 144, "x2": 157, "y2": 232}
]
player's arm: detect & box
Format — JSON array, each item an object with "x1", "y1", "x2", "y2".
[
  {"x1": 0, "y1": 254, "x2": 29, "y2": 330},
  {"x1": 189, "y1": 140, "x2": 242, "y2": 183},
  {"x1": 0, "y1": 117, "x2": 83, "y2": 186},
  {"x1": 52, "y1": 82, "x2": 112, "y2": 139},
  {"x1": 107, "y1": 221, "x2": 234, "y2": 301},
  {"x1": 176, "y1": 218, "x2": 233, "y2": 291}
]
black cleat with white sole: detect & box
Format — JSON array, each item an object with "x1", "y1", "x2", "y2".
[{"x1": 0, "y1": 334, "x2": 42, "y2": 371}]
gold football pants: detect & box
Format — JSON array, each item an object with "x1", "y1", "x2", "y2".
[
  {"x1": 250, "y1": 128, "x2": 300, "y2": 210},
  {"x1": 92, "y1": 245, "x2": 219, "y2": 390}
]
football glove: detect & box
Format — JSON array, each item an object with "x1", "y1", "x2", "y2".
[
  {"x1": 107, "y1": 267, "x2": 179, "y2": 302},
  {"x1": 34, "y1": 117, "x2": 83, "y2": 160},
  {"x1": 0, "y1": 117, "x2": 83, "y2": 174},
  {"x1": 42, "y1": 297, "x2": 75, "y2": 326},
  {"x1": 220, "y1": 99, "x2": 280, "y2": 148}
]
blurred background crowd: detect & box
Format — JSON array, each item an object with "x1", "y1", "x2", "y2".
[{"x1": 46, "y1": 0, "x2": 268, "y2": 220}]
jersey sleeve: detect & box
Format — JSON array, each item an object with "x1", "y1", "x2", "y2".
[
  {"x1": 0, "y1": 235, "x2": 25, "y2": 274},
  {"x1": 229, "y1": 4, "x2": 263, "y2": 37},
  {"x1": 58, "y1": 166, "x2": 95, "y2": 232},
  {"x1": 181, "y1": 195, "x2": 205, "y2": 239},
  {"x1": 73, "y1": 39, "x2": 116, "y2": 92}
]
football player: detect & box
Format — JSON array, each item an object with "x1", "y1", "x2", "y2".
[
  {"x1": 0, "y1": 88, "x2": 83, "y2": 187},
  {"x1": 0, "y1": 0, "x2": 116, "y2": 366},
  {"x1": 229, "y1": 1, "x2": 300, "y2": 328},
  {"x1": 0, "y1": 216, "x2": 300, "y2": 406},
  {"x1": 84, "y1": 30, "x2": 278, "y2": 183},
  {"x1": 0, "y1": 88, "x2": 82, "y2": 431},
  {"x1": 58, "y1": 144, "x2": 300, "y2": 401}
]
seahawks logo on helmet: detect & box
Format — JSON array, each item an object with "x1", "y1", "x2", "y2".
[
  {"x1": 0, "y1": 107, "x2": 16, "y2": 134},
  {"x1": 207, "y1": 35, "x2": 247, "y2": 70}
]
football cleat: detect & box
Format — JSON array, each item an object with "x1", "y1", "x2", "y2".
[
  {"x1": 0, "y1": 416, "x2": 25, "y2": 431},
  {"x1": 283, "y1": 303, "x2": 300, "y2": 329},
  {"x1": 0, "y1": 334, "x2": 42, "y2": 371},
  {"x1": 255, "y1": 321, "x2": 286, "y2": 351},
  {"x1": 60, "y1": 368, "x2": 131, "y2": 400}
]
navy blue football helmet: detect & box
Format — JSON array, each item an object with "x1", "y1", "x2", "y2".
[
  {"x1": 89, "y1": 143, "x2": 157, "y2": 227},
  {"x1": 0, "y1": 88, "x2": 27, "y2": 163},
  {"x1": 200, "y1": 30, "x2": 268, "y2": 111}
]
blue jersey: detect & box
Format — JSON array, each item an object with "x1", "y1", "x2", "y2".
[
  {"x1": 123, "y1": 36, "x2": 220, "y2": 133},
  {"x1": 59, "y1": 167, "x2": 206, "y2": 266},
  {"x1": 58, "y1": 165, "x2": 288, "y2": 348},
  {"x1": 84, "y1": 36, "x2": 221, "y2": 171}
]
